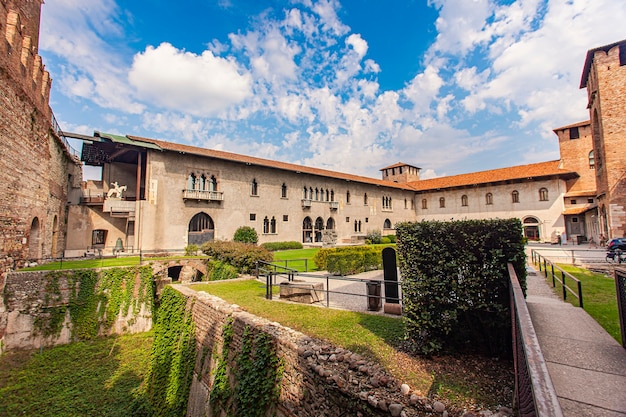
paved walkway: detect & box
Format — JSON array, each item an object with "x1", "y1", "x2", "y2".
[{"x1": 525, "y1": 265, "x2": 626, "y2": 416}]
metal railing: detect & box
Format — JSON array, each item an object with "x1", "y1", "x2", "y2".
[
  {"x1": 531, "y1": 250, "x2": 583, "y2": 308},
  {"x1": 615, "y1": 268, "x2": 626, "y2": 348},
  {"x1": 256, "y1": 261, "x2": 401, "y2": 311},
  {"x1": 509, "y1": 263, "x2": 564, "y2": 417}
]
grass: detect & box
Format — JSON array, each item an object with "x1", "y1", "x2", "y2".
[
  {"x1": 272, "y1": 248, "x2": 320, "y2": 271},
  {"x1": 192, "y1": 279, "x2": 513, "y2": 409},
  {"x1": 547, "y1": 264, "x2": 621, "y2": 342},
  {"x1": 0, "y1": 332, "x2": 153, "y2": 417}
]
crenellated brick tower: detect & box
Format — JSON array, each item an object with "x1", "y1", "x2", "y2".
[
  {"x1": 0, "y1": 0, "x2": 82, "y2": 353},
  {"x1": 581, "y1": 40, "x2": 626, "y2": 238}
]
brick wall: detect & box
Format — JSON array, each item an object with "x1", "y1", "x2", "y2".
[
  {"x1": 177, "y1": 284, "x2": 441, "y2": 417},
  {"x1": 585, "y1": 42, "x2": 626, "y2": 237},
  {"x1": 0, "y1": 1, "x2": 82, "y2": 353}
]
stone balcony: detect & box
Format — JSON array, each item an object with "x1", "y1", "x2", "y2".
[{"x1": 182, "y1": 189, "x2": 224, "y2": 202}]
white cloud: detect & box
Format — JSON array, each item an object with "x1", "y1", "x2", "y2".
[{"x1": 129, "y1": 43, "x2": 253, "y2": 116}]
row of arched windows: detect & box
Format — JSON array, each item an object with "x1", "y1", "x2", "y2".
[
  {"x1": 423, "y1": 188, "x2": 549, "y2": 209},
  {"x1": 187, "y1": 173, "x2": 218, "y2": 191},
  {"x1": 303, "y1": 186, "x2": 335, "y2": 202}
]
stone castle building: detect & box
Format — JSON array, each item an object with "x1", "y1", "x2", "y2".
[
  {"x1": 0, "y1": 0, "x2": 82, "y2": 352},
  {"x1": 61, "y1": 40, "x2": 626, "y2": 255}
]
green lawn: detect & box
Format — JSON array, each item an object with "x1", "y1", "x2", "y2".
[
  {"x1": 272, "y1": 248, "x2": 320, "y2": 271},
  {"x1": 19, "y1": 255, "x2": 207, "y2": 271},
  {"x1": 0, "y1": 333, "x2": 152, "y2": 417},
  {"x1": 548, "y1": 265, "x2": 621, "y2": 342}
]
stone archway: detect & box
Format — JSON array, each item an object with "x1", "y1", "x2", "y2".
[
  {"x1": 523, "y1": 216, "x2": 540, "y2": 241},
  {"x1": 314, "y1": 217, "x2": 324, "y2": 242},
  {"x1": 188, "y1": 212, "x2": 215, "y2": 245},
  {"x1": 28, "y1": 217, "x2": 41, "y2": 260},
  {"x1": 302, "y1": 216, "x2": 312, "y2": 243}
]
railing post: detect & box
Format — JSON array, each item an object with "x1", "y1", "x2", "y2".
[
  {"x1": 305, "y1": 259, "x2": 308, "y2": 272},
  {"x1": 255, "y1": 261, "x2": 259, "y2": 279},
  {"x1": 266, "y1": 272, "x2": 272, "y2": 300},
  {"x1": 543, "y1": 259, "x2": 548, "y2": 278},
  {"x1": 562, "y1": 271, "x2": 567, "y2": 301},
  {"x1": 578, "y1": 280, "x2": 583, "y2": 309},
  {"x1": 551, "y1": 264, "x2": 556, "y2": 287},
  {"x1": 326, "y1": 275, "x2": 329, "y2": 308}
]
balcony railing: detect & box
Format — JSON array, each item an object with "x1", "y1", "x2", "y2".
[
  {"x1": 329, "y1": 201, "x2": 339, "y2": 209},
  {"x1": 182, "y1": 189, "x2": 224, "y2": 202},
  {"x1": 301, "y1": 199, "x2": 312, "y2": 208}
]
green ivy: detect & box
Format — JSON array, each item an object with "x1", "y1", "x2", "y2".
[
  {"x1": 234, "y1": 327, "x2": 283, "y2": 417},
  {"x1": 208, "y1": 322, "x2": 283, "y2": 417},
  {"x1": 144, "y1": 287, "x2": 196, "y2": 417},
  {"x1": 209, "y1": 318, "x2": 234, "y2": 414},
  {"x1": 32, "y1": 267, "x2": 154, "y2": 342}
]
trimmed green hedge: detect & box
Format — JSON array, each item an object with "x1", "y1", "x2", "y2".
[
  {"x1": 313, "y1": 246, "x2": 384, "y2": 275},
  {"x1": 260, "y1": 241, "x2": 303, "y2": 251},
  {"x1": 396, "y1": 219, "x2": 526, "y2": 356},
  {"x1": 201, "y1": 240, "x2": 273, "y2": 274}
]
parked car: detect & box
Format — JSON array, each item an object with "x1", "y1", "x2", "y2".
[{"x1": 607, "y1": 238, "x2": 626, "y2": 251}]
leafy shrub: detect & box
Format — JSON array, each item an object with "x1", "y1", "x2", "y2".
[
  {"x1": 396, "y1": 218, "x2": 526, "y2": 356},
  {"x1": 380, "y1": 237, "x2": 391, "y2": 244},
  {"x1": 384, "y1": 234, "x2": 396, "y2": 243},
  {"x1": 261, "y1": 241, "x2": 303, "y2": 251},
  {"x1": 206, "y1": 260, "x2": 238, "y2": 281},
  {"x1": 233, "y1": 226, "x2": 258, "y2": 244},
  {"x1": 365, "y1": 230, "x2": 382, "y2": 244},
  {"x1": 184, "y1": 244, "x2": 199, "y2": 256},
  {"x1": 314, "y1": 246, "x2": 384, "y2": 275},
  {"x1": 201, "y1": 240, "x2": 272, "y2": 274}
]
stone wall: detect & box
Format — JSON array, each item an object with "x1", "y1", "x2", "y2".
[
  {"x1": 177, "y1": 283, "x2": 445, "y2": 417},
  {"x1": 1, "y1": 270, "x2": 152, "y2": 352}
]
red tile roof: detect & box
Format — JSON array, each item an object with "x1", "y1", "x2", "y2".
[
  {"x1": 553, "y1": 120, "x2": 590, "y2": 132},
  {"x1": 127, "y1": 135, "x2": 410, "y2": 190},
  {"x1": 406, "y1": 160, "x2": 578, "y2": 192}
]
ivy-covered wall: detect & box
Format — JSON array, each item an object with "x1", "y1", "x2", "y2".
[
  {"x1": 175, "y1": 285, "x2": 442, "y2": 417},
  {"x1": 2, "y1": 266, "x2": 154, "y2": 351}
]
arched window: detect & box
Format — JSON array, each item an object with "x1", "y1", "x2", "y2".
[
  {"x1": 512, "y1": 190, "x2": 519, "y2": 203},
  {"x1": 539, "y1": 187, "x2": 548, "y2": 201},
  {"x1": 303, "y1": 186, "x2": 308, "y2": 199},
  {"x1": 330, "y1": 190, "x2": 335, "y2": 201},
  {"x1": 346, "y1": 190, "x2": 351, "y2": 204},
  {"x1": 421, "y1": 199, "x2": 428, "y2": 209},
  {"x1": 325, "y1": 189, "x2": 329, "y2": 201},
  {"x1": 302, "y1": 217, "x2": 312, "y2": 243},
  {"x1": 315, "y1": 188, "x2": 319, "y2": 201},
  {"x1": 383, "y1": 219, "x2": 392, "y2": 229},
  {"x1": 251, "y1": 179, "x2": 258, "y2": 196},
  {"x1": 209, "y1": 176, "x2": 217, "y2": 191},
  {"x1": 270, "y1": 217, "x2": 277, "y2": 233},
  {"x1": 364, "y1": 193, "x2": 368, "y2": 205},
  {"x1": 281, "y1": 183, "x2": 287, "y2": 198},
  {"x1": 589, "y1": 150, "x2": 595, "y2": 169},
  {"x1": 326, "y1": 217, "x2": 335, "y2": 230},
  {"x1": 199, "y1": 174, "x2": 206, "y2": 190},
  {"x1": 461, "y1": 195, "x2": 468, "y2": 206},
  {"x1": 486, "y1": 193, "x2": 493, "y2": 205},
  {"x1": 263, "y1": 216, "x2": 270, "y2": 234},
  {"x1": 187, "y1": 173, "x2": 196, "y2": 190},
  {"x1": 404, "y1": 198, "x2": 407, "y2": 209},
  {"x1": 354, "y1": 220, "x2": 358, "y2": 232},
  {"x1": 439, "y1": 197, "x2": 445, "y2": 208},
  {"x1": 188, "y1": 212, "x2": 215, "y2": 245}
]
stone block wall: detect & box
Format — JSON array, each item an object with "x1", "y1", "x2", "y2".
[
  {"x1": 1, "y1": 270, "x2": 152, "y2": 352},
  {"x1": 177, "y1": 283, "x2": 443, "y2": 417}
]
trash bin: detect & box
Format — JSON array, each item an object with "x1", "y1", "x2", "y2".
[{"x1": 366, "y1": 280, "x2": 382, "y2": 311}]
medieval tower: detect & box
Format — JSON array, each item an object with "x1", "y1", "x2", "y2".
[
  {"x1": 0, "y1": 0, "x2": 82, "y2": 351},
  {"x1": 580, "y1": 40, "x2": 626, "y2": 239}
]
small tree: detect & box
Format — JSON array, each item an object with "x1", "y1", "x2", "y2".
[{"x1": 233, "y1": 226, "x2": 258, "y2": 244}]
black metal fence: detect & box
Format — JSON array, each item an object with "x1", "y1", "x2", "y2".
[
  {"x1": 256, "y1": 261, "x2": 401, "y2": 312},
  {"x1": 615, "y1": 268, "x2": 626, "y2": 348},
  {"x1": 531, "y1": 250, "x2": 583, "y2": 308},
  {"x1": 509, "y1": 263, "x2": 564, "y2": 417}
]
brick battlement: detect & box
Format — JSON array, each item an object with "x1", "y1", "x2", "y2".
[{"x1": 0, "y1": 2, "x2": 51, "y2": 120}]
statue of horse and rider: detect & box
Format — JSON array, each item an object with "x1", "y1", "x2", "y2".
[{"x1": 106, "y1": 181, "x2": 127, "y2": 199}]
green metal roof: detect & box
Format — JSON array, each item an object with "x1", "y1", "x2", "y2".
[{"x1": 96, "y1": 132, "x2": 162, "y2": 150}]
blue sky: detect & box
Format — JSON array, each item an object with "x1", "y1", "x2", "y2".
[{"x1": 39, "y1": 0, "x2": 625, "y2": 180}]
